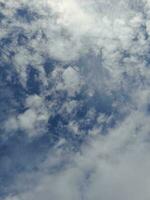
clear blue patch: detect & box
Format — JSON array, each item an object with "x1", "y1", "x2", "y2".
[{"x1": 15, "y1": 7, "x2": 38, "y2": 23}]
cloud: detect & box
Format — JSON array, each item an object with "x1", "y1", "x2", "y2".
[
  {"x1": 1, "y1": 0, "x2": 150, "y2": 200},
  {"x1": 5, "y1": 95, "x2": 49, "y2": 137},
  {"x1": 4, "y1": 110, "x2": 150, "y2": 200}
]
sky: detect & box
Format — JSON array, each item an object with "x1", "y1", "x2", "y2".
[{"x1": 1, "y1": 0, "x2": 150, "y2": 199}]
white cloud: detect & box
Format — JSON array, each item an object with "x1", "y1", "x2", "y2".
[
  {"x1": 5, "y1": 109, "x2": 150, "y2": 200},
  {"x1": 2, "y1": 0, "x2": 150, "y2": 199},
  {"x1": 5, "y1": 95, "x2": 49, "y2": 137},
  {"x1": 62, "y1": 66, "x2": 81, "y2": 96},
  {"x1": 1, "y1": 0, "x2": 148, "y2": 94}
]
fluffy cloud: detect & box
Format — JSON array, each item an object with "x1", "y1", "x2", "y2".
[
  {"x1": 5, "y1": 110, "x2": 150, "y2": 200},
  {"x1": 1, "y1": 0, "x2": 150, "y2": 200},
  {"x1": 5, "y1": 95, "x2": 49, "y2": 137}
]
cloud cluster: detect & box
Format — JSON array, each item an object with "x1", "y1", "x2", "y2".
[
  {"x1": 1, "y1": 0, "x2": 150, "y2": 200},
  {"x1": 5, "y1": 95, "x2": 49, "y2": 137},
  {"x1": 5, "y1": 110, "x2": 150, "y2": 200}
]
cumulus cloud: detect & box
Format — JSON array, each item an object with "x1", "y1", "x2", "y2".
[
  {"x1": 5, "y1": 110, "x2": 150, "y2": 200},
  {"x1": 1, "y1": 0, "x2": 150, "y2": 200},
  {"x1": 5, "y1": 95, "x2": 49, "y2": 137}
]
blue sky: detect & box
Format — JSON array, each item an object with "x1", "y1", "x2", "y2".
[{"x1": 1, "y1": 0, "x2": 150, "y2": 200}]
